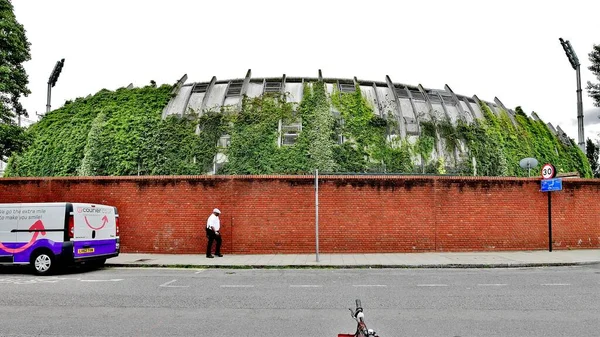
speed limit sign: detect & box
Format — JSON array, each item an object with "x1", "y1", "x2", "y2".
[{"x1": 541, "y1": 163, "x2": 556, "y2": 179}]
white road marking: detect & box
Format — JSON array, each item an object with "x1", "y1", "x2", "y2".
[
  {"x1": 477, "y1": 284, "x2": 508, "y2": 287},
  {"x1": 352, "y1": 285, "x2": 387, "y2": 287},
  {"x1": 80, "y1": 279, "x2": 123, "y2": 282},
  {"x1": 194, "y1": 269, "x2": 206, "y2": 274},
  {"x1": 159, "y1": 279, "x2": 189, "y2": 288},
  {"x1": 290, "y1": 285, "x2": 322, "y2": 288},
  {"x1": 220, "y1": 285, "x2": 254, "y2": 288},
  {"x1": 0, "y1": 277, "x2": 77, "y2": 285},
  {"x1": 110, "y1": 267, "x2": 193, "y2": 271},
  {"x1": 541, "y1": 283, "x2": 571, "y2": 286},
  {"x1": 417, "y1": 284, "x2": 448, "y2": 287}
]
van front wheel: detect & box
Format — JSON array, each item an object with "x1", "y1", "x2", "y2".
[{"x1": 31, "y1": 250, "x2": 55, "y2": 276}]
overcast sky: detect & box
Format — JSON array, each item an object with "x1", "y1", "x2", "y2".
[{"x1": 12, "y1": 0, "x2": 600, "y2": 140}]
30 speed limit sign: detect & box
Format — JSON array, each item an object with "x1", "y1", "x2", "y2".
[{"x1": 541, "y1": 163, "x2": 556, "y2": 179}]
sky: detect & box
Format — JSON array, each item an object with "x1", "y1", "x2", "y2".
[{"x1": 11, "y1": 0, "x2": 600, "y2": 141}]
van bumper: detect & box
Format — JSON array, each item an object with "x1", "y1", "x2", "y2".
[{"x1": 59, "y1": 240, "x2": 120, "y2": 265}]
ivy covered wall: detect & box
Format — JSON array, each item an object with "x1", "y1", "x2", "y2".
[
  {"x1": 6, "y1": 84, "x2": 206, "y2": 176},
  {"x1": 4, "y1": 81, "x2": 592, "y2": 178}
]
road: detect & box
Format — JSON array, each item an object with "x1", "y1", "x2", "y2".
[{"x1": 0, "y1": 264, "x2": 599, "y2": 336}]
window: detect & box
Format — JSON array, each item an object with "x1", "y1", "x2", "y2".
[
  {"x1": 192, "y1": 83, "x2": 209, "y2": 93},
  {"x1": 440, "y1": 93, "x2": 457, "y2": 106},
  {"x1": 226, "y1": 81, "x2": 243, "y2": 96},
  {"x1": 395, "y1": 85, "x2": 410, "y2": 99},
  {"x1": 427, "y1": 92, "x2": 442, "y2": 103},
  {"x1": 281, "y1": 122, "x2": 301, "y2": 146},
  {"x1": 282, "y1": 134, "x2": 298, "y2": 145},
  {"x1": 264, "y1": 81, "x2": 282, "y2": 93},
  {"x1": 338, "y1": 82, "x2": 355, "y2": 93},
  {"x1": 217, "y1": 135, "x2": 231, "y2": 148},
  {"x1": 409, "y1": 89, "x2": 425, "y2": 101}
]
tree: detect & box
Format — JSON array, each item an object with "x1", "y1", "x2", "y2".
[
  {"x1": 0, "y1": 0, "x2": 31, "y2": 161},
  {"x1": 587, "y1": 44, "x2": 600, "y2": 107},
  {"x1": 586, "y1": 138, "x2": 600, "y2": 178}
]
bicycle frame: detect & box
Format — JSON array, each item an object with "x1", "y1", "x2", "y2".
[{"x1": 338, "y1": 299, "x2": 379, "y2": 337}]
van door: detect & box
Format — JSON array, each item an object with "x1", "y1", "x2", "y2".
[
  {"x1": 15, "y1": 203, "x2": 65, "y2": 263},
  {"x1": 0, "y1": 204, "x2": 19, "y2": 263},
  {"x1": 72, "y1": 203, "x2": 117, "y2": 259}
]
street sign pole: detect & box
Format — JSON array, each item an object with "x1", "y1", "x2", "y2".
[
  {"x1": 548, "y1": 192, "x2": 552, "y2": 252},
  {"x1": 540, "y1": 163, "x2": 558, "y2": 252}
]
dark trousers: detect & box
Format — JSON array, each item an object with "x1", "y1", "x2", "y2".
[{"x1": 206, "y1": 228, "x2": 222, "y2": 256}]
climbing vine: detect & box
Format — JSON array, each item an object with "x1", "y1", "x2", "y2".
[
  {"x1": 331, "y1": 85, "x2": 413, "y2": 173},
  {"x1": 297, "y1": 81, "x2": 338, "y2": 172},
  {"x1": 4, "y1": 81, "x2": 592, "y2": 178},
  {"x1": 222, "y1": 93, "x2": 300, "y2": 174},
  {"x1": 5, "y1": 84, "x2": 207, "y2": 176}
]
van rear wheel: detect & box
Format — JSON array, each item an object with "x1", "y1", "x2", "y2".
[{"x1": 31, "y1": 250, "x2": 55, "y2": 276}]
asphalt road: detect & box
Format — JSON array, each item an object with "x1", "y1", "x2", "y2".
[{"x1": 0, "y1": 265, "x2": 599, "y2": 337}]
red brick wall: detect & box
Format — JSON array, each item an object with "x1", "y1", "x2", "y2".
[{"x1": 1, "y1": 176, "x2": 599, "y2": 254}]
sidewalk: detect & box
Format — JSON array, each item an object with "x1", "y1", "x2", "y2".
[{"x1": 106, "y1": 249, "x2": 600, "y2": 269}]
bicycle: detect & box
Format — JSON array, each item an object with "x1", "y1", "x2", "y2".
[{"x1": 338, "y1": 299, "x2": 379, "y2": 337}]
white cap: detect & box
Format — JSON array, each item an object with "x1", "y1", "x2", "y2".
[{"x1": 213, "y1": 208, "x2": 221, "y2": 214}]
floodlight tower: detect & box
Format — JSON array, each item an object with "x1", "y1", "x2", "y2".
[
  {"x1": 559, "y1": 38, "x2": 584, "y2": 151},
  {"x1": 46, "y1": 58, "x2": 65, "y2": 113}
]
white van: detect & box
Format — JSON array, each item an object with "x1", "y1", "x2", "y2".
[{"x1": 0, "y1": 202, "x2": 120, "y2": 275}]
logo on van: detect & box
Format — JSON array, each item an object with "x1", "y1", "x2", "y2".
[
  {"x1": 85, "y1": 215, "x2": 109, "y2": 230},
  {"x1": 0, "y1": 220, "x2": 46, "y2": 254},
  {"x1": 77, "y1": 207, "x2": 111, "y2": 214}
]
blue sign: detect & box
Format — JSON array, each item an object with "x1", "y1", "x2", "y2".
[{"x1": 541, "y1": 178, "x2": 562, "y2": 192}]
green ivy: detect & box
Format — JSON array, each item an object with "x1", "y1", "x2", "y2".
[
  {"x1": 444, "y1": 103, "x2": 591, "y2": 177},
  {"x1": 297, "y1": 81, "x2": 338, "y2": 172},
  {"x1": 5, "y1": 81, "x2": 592, "y2": 178},
  {"x1": 222, "y1": 94, "x2": 299, "y2": 174},
  {"x1": 195, "y1": 110, "x2": 228, "y2": 173},
  {"x1": 331, "y1": 85, "x2": 413, "y2": 173},
  {"x1": 5, "y1": 84, "x2": 206, "y2": 176},
  {"x1": 77, "y1": 111, "x2": 106, "y2": 176}
]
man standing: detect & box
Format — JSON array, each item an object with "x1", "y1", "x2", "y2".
[{"x1": 206, "y1": 208, "x2": 223, "y2": 258}]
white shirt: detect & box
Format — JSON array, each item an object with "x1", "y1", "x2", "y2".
[{"x1": 206, "y1": 213, "x2": 220, "y2": 232}]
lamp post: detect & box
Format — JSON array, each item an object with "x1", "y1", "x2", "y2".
[
  {"x1": 46, "y1": 58, "x2": 65, "y2": 113},
  {"x1": 559, "y1": 38, "x2": 584, "y2": 151}
]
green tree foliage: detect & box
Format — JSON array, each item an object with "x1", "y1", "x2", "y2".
[
  {"x1": 0, "y1": 0, "x2": 31, "y2": 160},
  {"x1": 587, "y1": 44, "x2": 600, "y2": 107},
  {"x1": 586, "y1": 138, "x2": 600, "y2": 178}
]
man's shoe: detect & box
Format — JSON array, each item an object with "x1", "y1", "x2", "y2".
[
  {"x1": 216, "y1": 254, "x2": 224, "y2": 257},
  {"x1": 206, "y1": 255, "x2": 214, "y2": 258}
]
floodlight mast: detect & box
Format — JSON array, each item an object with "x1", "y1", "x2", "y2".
[
  {"x1": 559, "y1": 38, "x2": 584, "y2": 151},
  {"x1": 46, "y1": 58, "x2": 65, "y2": 114}
]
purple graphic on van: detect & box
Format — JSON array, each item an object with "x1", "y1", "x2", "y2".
[
  {"x1": 0, "y1": 239, "x2": 62, "y2": 263},
  {"x1": 0, "y1": 220, "x2": 47, "y2": 254}
]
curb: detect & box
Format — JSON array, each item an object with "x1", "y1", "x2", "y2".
[{"x1": 105, "y1": 261, "x2": 600, "y2": 269}]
